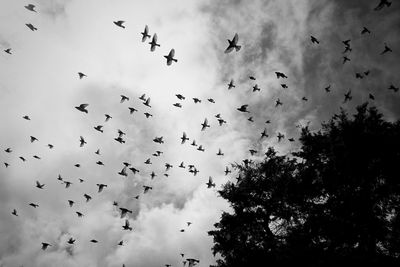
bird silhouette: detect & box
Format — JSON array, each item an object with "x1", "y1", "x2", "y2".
[
  {"x1": 25, "y1": 4, "x2": 37, "y2": 12},
  {"x1": 310, "y1": 35, "x2": 320, "y2": 44},
  {"x1": 120, "y1": 95, "x2": 129, "y2": 103},
  {"x1": 344, "y1": 90, "x2": 352, "y2": 103},
  {"x1": 369, "y1": 93, "x2": 375, "y2": 100},
  {"x1": 388, "y1": 84, "x2": 399, "y2": 92},
  {"x1": 67, "y1": 238, "x2": 75, "y2": 245},
  {"x1": 75, "y1": 104, "x2": 88, "y2": 113},
  {"x1": 83, "y1": 194, "x2": 92, "y2": 202},
  {"x1": 275, "y1": 99, "x2": 283, "y2": 107},
  {"x1": 380, "y1": 43, "x2": 392, "y2": 54},
  {"x1": 197, "y1": 145, "x2": 205, "y2": 152},
  {"x1": 237, "y1": 105, "x2": 249, "y2": 113},
  {"x1": 12, "y1": 209, "x2": 18, "y2": 216},
  {"x1": 176, "y1": 94, "x2": 185, "y2": 100},
  {"x1": 76, "y1": 211, "x2": 84, "y2": 217},
  {"x1": 79, "y1": 136, "x2": 87, "y2": 147},
  {"x1": 228, "y1": 79, "x2": 235, "y2": 89},
  {"x1": 4, "y1": 48, "x2": 12, "y2": 54},
  {"x1": 208, "y1": 98, "x2": 215, "y2": 103},
  {"x1": 224, "y1": 33, "x2": 241, "y2": 53},
  {"x1": 275, "y1": 72, "x2": 288, "y2": 79},
  {"x1": 248, "y1": 117, "x2": 254, "y2": 122},
  {"x1": 19, "y1": 156, "x2": 26, "y2": 162},
  {"x1": 118, "y1": 167, "x2": 128, "y2": 177},
  {"x1": 68, "y1": 200, "x2": 74, "y2": 207},
  {"x1": 90, "y1": 239, "x2": 98, "y2": 243},
  {"x1": 261, "y1": 128, "x2": 268, "y2": 139},
  {"x1": 97, "y1": 183, "x2": 107, "y2": 193},
  {"x1": 122, "y1": 219, "x2": 133, "y2": 231},
  {"x1": 141, "y1": 25, "x2": 151, "y2": 42},
  {"x1": 249, "y1": 76, "x2": 256, "y2": 80},
  {"x1": 343, "y1": 46, "x2": 352, "y2": 53},
  {"x1": 281, "y1": 84, "x2": 288, "y2": 89},
  {"x1": 29, "y1": 203, "x2": 39, "y2": 208},
  {"x1": 192, "y1": 98, "x2": 201, "y2": 103},
  {"x1": 114, "y1": 20, "x2": 125, "y2": 28},
  {"x1": 144, "y1": 112, "x2": 153, "y2": 118},
  {"x1": 94, "y1": 125, "x2": 104, "y2": 133},
  {"x1": 78, "y1": 72, "x2": 87, "y2": 79},
  {"x1": 30, "y1": 136, "x2": 38, "y2": 142},
  {"x1": 143, "y1": 97, "x2": 151, "y2": 107},
  {"x1": 206, "y1": 177, "x2": 216, "y2": 188},
  {"x1": 119, "y1": 207, "x2": 133, "y2": 218},
  {"x1": 64, "y1": 181, "x2": 72, "y2": 188},
  {"x1": 143, "y1": 185, "x2": 153, "y2": 194},
  {"x1": 181, "y1": 132, "x2": 189, "y2": 144},
  {"x1": 252, "y1": 84, "x2": 260, "y2": 92},
  {"x1": 218, "y1": 118, "x2": 227, "y2": 126},
  {"x1": 153, "y1": 136, "x2": 164, "y2": 144},
  {"x1": 217, "y1": 149, "x2": 224, "y2": 156},
  {"x1": 36, "y1": 181, "x2": 45, "y2": 189},
  {"x1": 325, "y1": 85, "x2": 331, "y2": 92},
  {"x1": 373, "y1": 0, "x2": 391, "y2": 11},
  {"x1": 191, "y1": 140, "x2": 197, "y2": 146},
  {"x1": 343, "y1": 56, "x2": 351, "y2": 64},
  {"x1": 33, "y1": 155, "x2": 41, "y2": 160},
  {"x1": 41, "y1": 243, "x2": 51, "y2": 250},
  {"x1": 201, "y1": 118, "x2": 210, "y2": 131},
  {"x1": 173, "y1": 103, "x2": 182, "y2": 108},
  {"x1": 302, "y1": 96, "x2": 308, "y2": 101},
  {"x1": 144, "y1": 158, "x2": 152, "y2": 164},
  {"x1": 361, "y1": 27, "x2": 371, "y2": 34},
  {"x1": 164, "y1": 49, "x2": 177, "y2": 65},
  {"x1": 23, "y1": 115, "x2": 30, "y2": 120},
  {"x1": 139, "y1": 94, "x2": 147, "y2": 101},
  {"x1": 47, "y1": 144, "x2": 54, "y2": 149},
  {"x1": 4, "y1": 148, "x2": 12, "y2": 153},
  {"x1": 4, "y1": 162, "x2": 9, "y2": 168},
  {"x1": 342, "y1": 39, "x2": 351, "y2": 47},
  {"x1": 224, "y1": 166, "x2": 231, "y2": 175},
  {"x1": 277, "y1": 132, "x2": 285, "y2": 142},
  {"x1": 129, "y1": 167, "x2": 140, "y2": 174},
  {"x1": 356, "y1": 73, "x2": 363, "y2": 79},
  {"x1": 149, "y1": 34, "x2": 160, "y2": 51},
  {"x1": 26, "y1": 23, "x2": 37, "y2": 31},
  {"x1": 104, "y1": 114, "x2": 112, "y2": 122}
]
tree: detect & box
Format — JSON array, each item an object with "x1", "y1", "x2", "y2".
[{"x1": 208, "y1": 104, "x2": 400, "y2": 266}]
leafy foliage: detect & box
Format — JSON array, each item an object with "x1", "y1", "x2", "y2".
[{"x1": 209, "y1": 104, "x2": 400, "y2": 266}]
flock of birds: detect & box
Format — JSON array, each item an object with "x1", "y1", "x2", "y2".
[{"x1": 1, "y1": 1, "x2": 398, "y2": 267}]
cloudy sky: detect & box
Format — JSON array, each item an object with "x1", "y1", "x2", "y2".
[{"x1": 0, "y1": 0, "x2": 399, "y2": 266}]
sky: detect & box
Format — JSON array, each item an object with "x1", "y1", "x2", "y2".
[{"x1": 0, "y1": 0, "x2": 399, "y2": 266}]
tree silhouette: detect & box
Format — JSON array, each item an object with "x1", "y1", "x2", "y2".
[{"x1": 209, "y1": 103, "x2": 400, "y2": 266}]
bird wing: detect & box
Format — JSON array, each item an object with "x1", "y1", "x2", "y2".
[
  {"x1": 169, "y1": 49, "x2": 175, "y2": 57},
  {"x1": 233, "y1": 33, "x2": 238, "y2": 44}
]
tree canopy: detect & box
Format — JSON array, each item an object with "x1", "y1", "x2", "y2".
[{"x1": 209, "y1": 104, "x2": 400, "y2": 266}]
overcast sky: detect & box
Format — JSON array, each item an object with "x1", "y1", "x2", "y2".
[{"x1": 0, "y1": 0, "x2": 399, "y2": 266}]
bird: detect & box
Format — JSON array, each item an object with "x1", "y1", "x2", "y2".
[
  {"x1": 275, "y1": 72, "x2": 288, "y2": 79},
  {"x1": 302, "y1": 96, "x2": 308, "y2": 102},
  {"x1": 122, "y1": 219, "x2": 133, "y2": 231},
  {"x1": 228, "y1": 79, "x2": 235, "y2": 89},
  {"x1": 288, "y1": 138, "x2": 295, "y2": 142},
  {"x1": 63, "y1": 181, "x2": 72, "y2": 188},
  {"x1": 67, "y1": 238, "x2": 75, "y2": 245},
  {"x1": 4, "y1": 162, "x2": 9, "y2": 168},
  {"x1": 143, "y1": 185, "x2": 153, "y2": 194},
  {"x1": 310, "y1": 35, "x2": 320, "y2": 44},
  {"x1": 97, "y1": 183, "x2": 107, "y2": 193},
  {"x1": 75, "y1": 104, "x2": 89, "y2": 113},
  {"x1": 128, "y1": 107, "x2": 138, "y2": 114},
  {"x1": 115, "y1": 136, "x2": 125, "y2": 144},
  {"x1": 36, "y1": 181, "x2": 45, "y2": 189},
  {"x1": 342, "y1": 39, "x2": 351, "y2": 47},
  {"x1": 41, "y1": 243, "x2": 51, "y2": 250},
  {"x1": 119, "y1": 207, "x2": 133, "y2": 218},
  {"x1": 237, "y1": 105, "x2": 249, "y2": 113},
  {"x1": 129, "y1": 167, "x2": 140, "y2": 174},
  {"x1": 201, "y1": 118, "x2": 210, "y2": 131},
  {"x1": 4, "y1": 48, "x2": 12, "y2": 54},
  {"x1": 206, "y1": 177, "x2": 216, "y2": 188},
  {"x1": 144, "y1": 158, "x2": 152, "y2": 164},
  {"x1": 388, "y1": 84, "x2": 399, "y2": 92},
  {"x1": 150, "y1": 171, "x2": 157, "y2": 179},
  {"x1": 275, "y1": 99, "x2": 283, "y2": 107},
  {"x1": 192, "y1": 98, "x2": 201, "y2": 103},
  {"x1": 249, "y1": 75, "x2": 256, "y2": 80},
  {"x1": 83, "y1": 194, "x2": 92, "y2": 202},
  {"x1": 139, "y1": 94, "x2": 147, "y2": 101},
  {"x1": 94, "y1": 125, "x2": 104, "y2": 133},
  {"x1": 149, "y1": 34, "x2": 160, "y2": 51},
  {"x1": 19, "y1": 156, "x2": 26, "y2": 162},
  {"x1": 78, "y1": 72, "x2": 87, "y2": 79},
  {"x1": 30, "y1": 136, "x2": 38, "y2": 142},
  {"x1": 29, "y1": 203, "x2": 39, "y2": 208},
  {"x1": 224, "y1": 33, "x2": 241, "y2": 53},
  {"x1": 47, "y1": 144, "x2": 54, "y2": 149},
  {"x1": 79, "y1": 136, "x2": 87, "y2": 147},
  {"x1": 249, "y1": 149, "x2": 257, "y2": 156},
  {"x1": 187, "y1": 258, "x2": 200, "y2": 267},
  {"x1": 343, "y1": 56, "x2": 350, "y2": 64},
  {"x1": 143, "y1": 97, "x2": 151, "y2": 107},
  {"x1": 68, "y1": 200, "x2": 74, "y2": 207},
  {"x1": 344, "y1": 90, "x2": 352, "y2": 103},
  {"x1": 369, "y1": 93, "x2": 375, "y2": 100},
  {"x1": 90, "y1": 239, "x2": 98, "y2": 243},
  {"x1": 164, "y1": 49, "x2": 177, "y2": 65},
  {"x1": 33, "y1": 155, "x2": 41, "y2": 160},
  {"x1": 224, "y1": 166, "x2": 231, "y2": 175},
  {"x1": 4, "y1": 148, "x2": 12, "y2": 153},
  {"x1": 217, "y1": 149, "x2": 224, "y2": 156},
  {"x1": 105, "y1": 114, "x2": 112, "y2": 122},
  {"x1": 277, "y1": 132, "x2": 285, "y2": 142},
  {"x1": 355, "y1": 73, "x2": 363, "y2": 79},
  {"x1": 373, "y1": 0, "x2": 391, "y2": 11},
  {"x1": 25, "y1": 4, "x2": 37, "y2": 12},
  {"x1": 380, "y1": 43, "x2": 392, "y2": 55},
  {"x1": 76, "y1": 211, "x2": 84, "y2": 217},
  {"x1": 23, "y1": 115, "x2": 30, "y2": 120},
  {"x1": 281, "y1": 84, "x2": 288, "y2": 89},
  {"x1": 26, "y1": 23, "x2": 37, "y2": 31},
  {"x1": 343, "y1": 46, "x2": 352, "y2": 53},
  {"x1": 252, "y1": 84, "x2": 260, "y2": 92},
  {"x1": 197, "y1": 145, "x2": 205, "y2": 152},
  {"x1": 364, "y1": 70, "x2": 370, "y2": 76},
  {"x1": 191, "y1": 140, "x2": 197, "y2": 146},
  {"x1": 324, "y1": 85, "x2": 331, "y2": 93},
  {"x1": 176, "y1": 94, "x2": 185, "y2": 100},
  {"x1": 208, "y1": 98, "x2": 215, "y2": 103},
  {"x1": 95, "y1": 149, "x2": 101, "y2": 155},
  {"x1": 165, "y1": 163, "x2": 173, "y2": 171},
  {"x1": 118, "y1": 240, "x2": 124, "y2": 246},
  {"x1": 57, "y1": 174, "x2": 63, "y2": 181},
  {"x1": 218, "y1": 118, "x2": 227, "y2": 126},
  {"x1": 179, "y1": 161, "x2": 186, "y2": 168},
  {"x1": 173, "y1": 103, "x2": 182, "y2": 108},
  {"x1": 141, "y1": 25, "x2": 151, "y2": 42},
  {"x1": 114, "y1": 20, "x2": 125, "y2": 28},
  {"x1": 118, "y1": 167, "x2": 128, "y2": 177},
  {"x1": 181, "y1": 132, "x2": 189, "y2": 144},
  {"x1": 12, "y1": 209, "x2": 18, "y2": 216},
  {"x1": 120, "y1": 95, "x2": 129, "y2": 103},
  {"x1": 153, "y1": 136, "x2": 164, "y2": 144},
  {"x1": 144, "y1": 112, "x2": 153, "y2": 118},
  {"x1": 261, "y1": 128, "x2": 268, "y2": 139},
  {"x1": 248, "y1": 117, "x2": 254, "y2": 122},
  {"x1": 361, "y1": 27, "x2": 371, "y2": 34}
]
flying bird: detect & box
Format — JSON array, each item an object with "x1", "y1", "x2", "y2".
[
  {"x1": 141, "y1": 25, "x2": 151, "y2": 42},
  {"x1": 344, "y1": 90, "x2": 352, "y2": 103},
  {"x1": 173, "y1": 103, "x2": 182, "y2": 108},
  {"x1": 41, "y1": 243, "x2": 51, "y2": 250},
  {"x1": 114, "y1": 20, "x2": 125, "y2": 28},
  {"x1": 79, "y1": 136, "x2": 87, "y2": 147},
  {"x1": 237, "y1": 105, "x2": 249, "y2": 113},
  {"x1": 67, "y1": 238, "x2": 76, "y2": 245},
  {"x1": 83, "y1": 194, "x2": 92, "y2": 202},
  {"x1": 105, "y1": 114, "x2": 112, "y2": 122},
  {"x1": 224, "y1": 33, "x2": 241, "y2": 53},
  {"x1": 201, "y1": 118, "x2": 210, "y2": 131},
  {"x1": 164, "y1": 49, "x2": 177, "y2": 65},
  {"x1": 343, "y1": 56, "x2": 351, "y2": 64},
  {"x1": 139, "y1": 94, "x2": 147, "y2": 101},
  {"x1": 275, "y1": 99, "x2": 283, "y2": 107},
  {"x1": 224, "y1": 166, "x2": 231, "y2": 175},
  {"x1": 76, "y1": 211, "x2": 84, "y2": 217},
  {"x1": 26, "y1": 23, "x2": 37, "y2": 31},
  {"x1": 380, "y1": 43, "x2": 392, "y2": 55},
  {"x1": 208, "y1": 98, "x2": 215, "y2": 103},
  {"x1": 4, "y1": 48, "x2": 12, "y2": 54},
  {"x1": 78, "y1": 72, "x2": 87, "y2": 79},
  {"x1": 12, "y1": 209, "x2": 18, "y2": 216},
  {"x1": 310, "y1": 35, "x2": 320, "y2": 44},
  {"x1": 143, "y1": 185, "x2": 152, "y2": 194},
  {"x1": 217, "y1": 149, "x2": 224, "y2": 156},
  {"x1": 30, "y1": 136, "x2": 38, "y2": 142},
  {"x1": 207, "y1": 177, "x2": 216, "y2": 188},
  {"x1": 36, "y1": 181, "x2": 45, "y2": 189},
  {"x1": 252, "y1": 84, "x2": 260, "y2": 92},
  {"x1": 388, "y1": 84, "x2": 399, "y2": 92},
  {"x1": 118, "y1": 167, "x2": 128, "y2": 177},
  {"x1": 192, "y1": 98, "x2": 201, "y2": 103},
  {"x1": 197, "y1": 145, "x2": 205, "y2": 152},
  {"x1": 122, "y1": 219, "x2": 133, "y2": 231},
  {"x1": 68, "y1": 200, "x2": 74, "y2": 207},
  {"x1": 120, "y1": 95, "x2": 129, "y2": 103},
  {"x1": 324, "y1": 85, "x2": 331, "y2": 93},
  {"x1": 23, "y1": 115, "x2": 30, "y2": 120},
  {"x1": 119, "y1": 207, "x2": 133, "y2": 218},
  {"x1": 94, "y1": 125, "x2": 103, "y2": 133},
  {"x1": 75, "y1": 104, "x2": 89, "y2": 113},
  {"x1": 29, "y1": 203, "x2": 39, "y2": 208},
  {"x1": 97, "y1": 183, "x2": 107, "y2": 193},
  {"x1": 149, "y1": 34, "x2": 160, "y2": 51},
  {"x1": 361, "y1": 27, "x2": 371, "y2": 34},
  {"x1": 47, "y1": 144, "x2": 54, "y2": 149},
  {"x1": 275, "y1": 72, "x2": 288, "y2": 79},
  {"x1": 261, "y1": 128, "x2": 268, "y2": 139},
  {"x1": 277, "y1": 132, "x2": 285, "y2": 142},
  {"x1": 143, "y1": 97, "x2": 151, "y2": 107},
  {"x1": 181, "y1": 132, "x2": 189, "y2": 144},
  {"x1": 228, "y1": 79, "x2": 235, "y2": 89},
  {"x1": 25, "y1": 4, "x2": 37, "y2": 12},
  {"x1": 153, "y1": 136, "x2": 164, "y2": 144},
  {"x1": 4, "y1": 148, "x2": 12, "y2": 153},
  {"x1": 373, "y1": 0, "x2": 391, "y2": 11}
]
